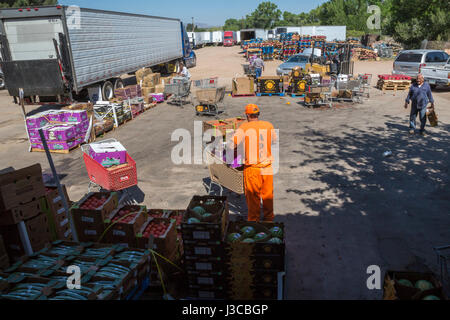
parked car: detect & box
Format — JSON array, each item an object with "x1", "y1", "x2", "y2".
[
  {"x1": 276, "y1": 54, "x2": 315, "y2": 76},
  {"x1": 393, "y1": 50, "x2": 449, "y2": 78},
  {"x1": 421, "y1": 57, "x2": 450, "y2": 88}
]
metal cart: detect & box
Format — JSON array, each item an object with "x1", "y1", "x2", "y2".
[
  {"x1": 358, "y1": 73, "x2": 372, "y2": 99},
  {"x1": 164, "y1": 77, "x2": 192, "y2": 107},
  {"x1": 335, "y1": 78, "x2": 364, "y2": 103},
  {"x1": 193, "y1": 77, "x2": 219, "y2": 89},
  {"x1": 304, "y1": 82, "x2": 334, "y2": 108},
  {"x1": 194, "y1": 86, "x2": 226, "y2": 116},
  {"x1": 242, "y1": 64, "x2": 256, "y2": 78}
]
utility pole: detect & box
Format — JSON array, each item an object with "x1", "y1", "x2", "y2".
[{"x1": 192, "y1": 17, "x2": 195, "y2": 32}]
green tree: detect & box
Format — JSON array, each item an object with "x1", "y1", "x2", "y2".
[
  {"x1": 223, "y1": 18, "x2": 242, "y2": 31},
  {"x1": 0, "y1": 0, "x2": 58, "y2": 8},
  {"x1": 245, "y1": 1, "x2": 281, "y2": 29}
]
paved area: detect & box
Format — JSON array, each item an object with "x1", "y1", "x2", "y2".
[{"x1": 0, "y1": 46, "x2": 449, "y2": 299}]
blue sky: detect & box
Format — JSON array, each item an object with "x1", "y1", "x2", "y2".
[{"x1": 59, "y1": 0, "x2": 328, "y2": 26}]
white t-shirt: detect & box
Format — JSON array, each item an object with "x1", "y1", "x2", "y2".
[{"x1": 181, "y1": 66, "x2": 191, "y2": 79}]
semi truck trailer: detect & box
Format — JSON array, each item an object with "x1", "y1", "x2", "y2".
[{"x1": 0, "y1": 5, "x2": 196, "y2": 104}]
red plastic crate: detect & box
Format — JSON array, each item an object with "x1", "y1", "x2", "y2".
[{"x1": 83, "y1": 153, "x2": 137, "y2": 191}]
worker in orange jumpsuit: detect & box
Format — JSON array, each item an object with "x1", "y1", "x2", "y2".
[{"x1": 231, "y1": 104, "x2": 277, "y2": 222}]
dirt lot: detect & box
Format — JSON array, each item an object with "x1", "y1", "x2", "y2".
[{"x1": 0, "y1": 46, "x2": 449, "y2": 299}]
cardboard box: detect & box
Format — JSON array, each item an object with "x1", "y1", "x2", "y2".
[
  {"x1": 104, "y1": 205, "x2": 148, "y2": 247},
  {"x1": 154, "y1": 84, "x2": 165, "y2": 94},
  {"x1": 0, "y1": 235, "x2": 6, "y2": 258},
  {"x1": 137, "y1": 218, "x2": 177, "y2": 257},
  {"x1": 135, "y1": 68, "x2": 153, "y2": 83},
  {"x1": 232, "y1": 77, "x2": 255, "y2": 96},
  {"x1": 142, "y1": 87, "x2": 155, "y2": 97},
  {"x1": 0, "y1": 198, "x2": 42, "y2": 226},
  {"x1": 142, "y1": 73, "x2": 160, "y2": 87},
  {"x1": 0, "y1": 164, "x2": 46, "y2": 211}
]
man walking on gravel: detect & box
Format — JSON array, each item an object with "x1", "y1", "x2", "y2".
[{"x1": 404, "y1": 74, "x2": 435, "y2": 136}]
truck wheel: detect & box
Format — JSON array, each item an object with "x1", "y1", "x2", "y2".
[
  {"x1": 102, "y1": 81, "x2": 114, "y2": 101},
  {"x1": 114, "y1": 79, "x2": 124, "y2": 91},
  {"x1": 191, "y1": 56, "x2": 197, "y2": 68},
  {"x1": 430, "y1": 84, "x2": 437, "y2": 90},
  {"x1": 0, "y1": 76, "x2": 5, "y2": 90}
]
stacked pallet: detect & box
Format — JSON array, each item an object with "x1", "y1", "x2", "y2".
[
  {"x1": 352, "y1": 47, "x2": 378, "y2": 61},
  {"x1": 377, "y1": 76, "x2": 411, "y2": 91}
]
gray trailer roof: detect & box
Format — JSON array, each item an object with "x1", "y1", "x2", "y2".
[{"x1": 0, "y1": 5, "x2": 180, "y2": 22}]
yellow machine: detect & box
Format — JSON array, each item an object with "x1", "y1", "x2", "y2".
[{"x1": 305, "y1": 63, "x2": 330, "y2": 77}]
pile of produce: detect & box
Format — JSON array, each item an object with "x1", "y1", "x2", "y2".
[
  {"x1": 227, "y1": 225, "x2": 284, "y2": 244},
  {"x1": 141, "y1": 221, "x2": 170, "y2": 238},
  {"x1": 79, "y1": 195, "x2": 109, "y2": 210}
]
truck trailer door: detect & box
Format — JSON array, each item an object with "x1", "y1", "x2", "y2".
[{"x1": 1, "y1": 16, "x2": 66, "y2": 97}]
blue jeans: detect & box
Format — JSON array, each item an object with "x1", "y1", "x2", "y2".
[
  {"x1": 410, "y1": 104, "x2": 427, "y2": 132},
  {"x1": 255, "y1": 68, "x2": 262, "y2": 78}
]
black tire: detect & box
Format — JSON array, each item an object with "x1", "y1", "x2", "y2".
[
  {"x1": 0, "y1": 76, "x2": 5, "y2": 90},
  {"x1": 102, "y1": 81, "x2": 114, "y2": 101},
  {"x1": 430, "y1": 84, "x2": 437, "y2": 90},
  {"x1": 113, "y1": 78, "x2": 124, "y2": 91},
  {"x1": 191, "y1": 56, "x2": 197, "y2": 68}
]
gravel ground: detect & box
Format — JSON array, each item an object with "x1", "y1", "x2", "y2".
[{"x1": 0, "y1": 46, "x2": 449, "y2": 299}]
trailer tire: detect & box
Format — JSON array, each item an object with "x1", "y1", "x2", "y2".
[
  {"x1": 114, "y1": 78, "x2": 124, "y2": 91},
  {"x1": 102, "y1": 81, "x2": 114, "y2": 101},
  {"x1": 0, "y1": 76, "x2": 5, "y2": 90}
]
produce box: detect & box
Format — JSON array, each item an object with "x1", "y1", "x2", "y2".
[
  {"x1": 104, "y1": 205, "x2": 148, "y2": 247},
  {"x1": 88, "y1": 141, "x2": 127, "y2": 168},
  {"x1": 124, "y1": 85, "x2": 142, "y2": 98},
  {"x1": 62, "y1": 110, "x2": 88, "y2": 123},
  {"x1": 46, "y1": 139, "x2": 80, "y2": 151},
  {"x1": 187, "y1": 283, "x2": 227, "y2": 300},
  {"x1": 142, "y1": 86, "x2": 155, "y2": 97},
  {"x1": 232, "y1": 77, "x2": 255, "y2": 96},
  {"x1": 183, "y1": 239, "x2": 224, "y2": 259},
  {"x1": 137, "y1": 218, "x2": 177, "y2": 257},
  {"x1": 154, "y1": 84, "x2": 165, "y2": 94},
  {"x1": 163, "y1": 210, "x2": 185, "y2": 230},
  {"x1": 0, "y1": 164, "x2": 46, "y2": 212},
  {"x1": 135, "y1": 68, "x2": 153, "y2": 83},
  {"x1": 46, "y1": 124, "x2": 76, "y2": 141},
  {"x1": 150, "y1": 93, "x2": 164, "y2": 103},
  {"x1": 383, "y1": 271, "x2": 445, "y2": 300},
  {"x1": 205, "y1": 150, "x2": 244, "y2": 195},
  {"x1": 203, "y1": 119, "x2": 235, "y2": 137},
  {"x1": 184, "y1": 255, "x2": 225, "y2": 273},
  {"x1": 1, "y1": 275, "x2": 58, "y2": 300},
  {"x1": 114, "y1": 87, "x2": 132, "y2": 99},
  {"x1": 71, "y1": 192, "x2": 119, "y2": 242},
  {"x1": 26, "y1": 115, "x2": 50, "y2": 129},
  {"x1": 256, "y1": 76, "x2": 283, "y2": 94},
  {"x1": 142, "y1": 73, "x2": 160, "y2": 87},
  {"x1": 181, "y1": 196, "x2": 229, "y2": 242},
  {"x1": 0, "y1": 198, "x2": 42, "y2": 226},
  {"x1": 26, "y1": 212, "x2": 52, "y2": 244},
  {"x1": 186, "y1": 269, "x2": 227, "y2": 287}
]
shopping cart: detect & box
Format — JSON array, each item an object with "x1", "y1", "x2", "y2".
[
  {"x1": 194, "y1": 86, "x2": 226, "y2": 117},
  {"x1": 164, "y1": 77, "x2": 192, "y2": 107},
  {"x1": 242, "y1": 64, "x2": 256, "y2": 78},
  {"x1": 81, "y1": 139, "x2": 138, "y2": 194},
  {"x1": 193, "y1": 77, "x2": 219, "y2": 89},
  {"x1": 358, "y1": 73, "x2": 372, "y2": 99},
  {"x1": 335, "y1": 78, "x2": 364, "y2": 103},
  {"x1": 304, "y1": 81, "x2": 334, "y2": 108}
]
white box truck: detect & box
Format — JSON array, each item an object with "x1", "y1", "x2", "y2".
[
  {"x1": 0, "y1": 5, "x2": 196, "y2": 104},
  {"x1": 211, "y1": 31, "x2": 223, "y2": 46}
]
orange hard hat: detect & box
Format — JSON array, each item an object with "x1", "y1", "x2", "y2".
[{"x1": 245, "y1": 104, "x2": 260, "y2": 115}]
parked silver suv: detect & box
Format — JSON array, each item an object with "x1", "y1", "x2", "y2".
[{"x1": 393, "y1": 50, "x2": 449, "y2": 77}]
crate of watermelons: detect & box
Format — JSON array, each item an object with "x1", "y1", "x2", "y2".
[
  {"x1": 104, "y1": 205, "x2": 148, "y2": 248},
  {"x1": 181, "y1": 196, "x2": 229, "y2": 242},
  {"x1": 383, "y1": 271, "x2": 445, "y2": 300},
  {"x1": 225, "y1": 221, "x2": 285, "y2": 257},
  {"x1": 136, "y1": 218, "x2": 177, "y2": 257}
]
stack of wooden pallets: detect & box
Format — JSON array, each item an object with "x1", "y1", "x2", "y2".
[{"x1": 377, "y1": 79, "x2": 411, "y2": 91}]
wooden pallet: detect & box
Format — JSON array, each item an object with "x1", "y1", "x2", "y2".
[
  {"x1": 378, "y1": 84, "x2": 411, "y2": 91},
  {"x1": 231, "y1": 93, "x2": 256, "y2": 98},
  {"x1": 32, "y1": 145, "x2": 80, "y2": 154},
  {"x1": 256, "y1": 92, "x2": 285, "y2": 97}
]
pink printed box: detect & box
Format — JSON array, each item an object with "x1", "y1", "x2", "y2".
[
  {"x1": 47, "y1": 111, "x2": 65, "y2": 122},
  {"x1": 89, "y1": 141, "x2": 127, "y2": 168},
  {"x1": 150, "y1": 93, "x2": 164, "y2": 103},
  {"x1": 26, "y1": 116, "x2": 49, "y2": 129},
  {"x1": 47, "y1": 125, "x2": 76, "y2": 141},
  {"x1": 47, "y1": 139, "x2": 80, "y2": 151},
  {"x1": 63, "y1": 110, "x2": 88, "y2": 123}
]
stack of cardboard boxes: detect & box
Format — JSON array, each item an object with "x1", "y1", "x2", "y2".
[
  {"x1": 0, "y1": 235, "x2": 8, "y2": 270},
  {"x1": 135, "y1": 67, "x2": 175, "y2": 104},
  {"x1": 0, "y1": 165, "x2": 51, "y2": 261},
  {"x1": 41, "y1": 185, "x2": 73, "y2": 242}
]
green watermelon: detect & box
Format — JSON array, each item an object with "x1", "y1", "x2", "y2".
[
  {"x1": 202, "y1": 213, "x2": 213, "y2": 219},
  {"x1": 415, "y1": 280, "x2": 434, "y2": 291},
  {"x1": 422, "y1": 295, "x2": 440, "y2": 300},
  {"x1": 228, "y1": 233, "x2": 242, "y2": 243},
  {"x1": 241, "y1": 226, "x2": 256, "y2": 239},
  {"x1": 204, "y1": 200, "x2": 216, "y2": 206},
  {"x1": 270, "y1": 227, "x2": 284, "y2": 239},
  {"x1": 242, "y1": 238, "x2": 255, "y2": 243},
  {"x1": 254, "y1": 232, "x2": 269, "y2": 241},
  {"x1": 192, "y1": 206, "x2": 206, "y2": 215},
  {"x1": 187, "y1": 218, "x2": 201, "y2": 224},
  {"x1": 268, "y1": 237, "x2": 283, "y2": 244},
  {"x1": 397, "y1": 279, "x2": 414, "y2": 287}
]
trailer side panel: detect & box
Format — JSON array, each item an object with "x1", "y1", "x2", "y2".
[{"x1": 66, "y1": 8, "x2": 183, "y2": 91}]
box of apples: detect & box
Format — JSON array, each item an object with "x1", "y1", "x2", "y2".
[
  {"x1": 104, "y1": 205, "x2": 148, "y2": 247},
  {"x1": 137, "y1": 217, "x2": 177, "y2": 257}
]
